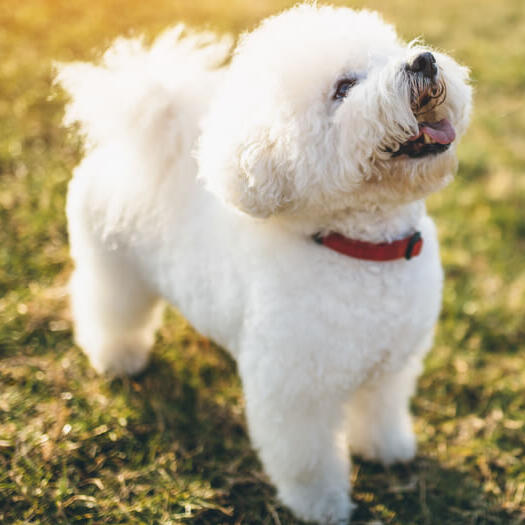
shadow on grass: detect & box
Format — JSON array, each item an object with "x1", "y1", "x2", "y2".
[
  {"x1": 351, "y1": 457, "x2": 520, "y2": 525},
  {"x1": 101, "y1": 351, "x2": 521, "y2": 525},
  {"x1": 107, "y1": 350, "x2": 245, "y2": 457},
  {"x1": 2, "y1": 338, "x2": 521, "y2": 524},
  {"x1": 105, "y1": 351, "x2": 297, "y2": 523}
]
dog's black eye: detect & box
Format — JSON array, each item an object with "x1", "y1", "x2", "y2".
[{"x1": 333, "y1": 78, "x2": 357, "y2": 100}]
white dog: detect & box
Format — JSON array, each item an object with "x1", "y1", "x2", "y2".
[{"x1": 58, "y1": 4, "x2": 471, "y2": 523}]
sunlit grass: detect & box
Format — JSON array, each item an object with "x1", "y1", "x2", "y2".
[{"x1": 1, "y1": 0, "x2": 524, "y2": 523}]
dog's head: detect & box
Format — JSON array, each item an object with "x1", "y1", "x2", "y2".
[{"x1": 198, "y1": 4, "x2": 472, "y2": 219}]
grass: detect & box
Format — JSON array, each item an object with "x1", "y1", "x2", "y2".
[{"x1": 1, "y1": 0, "x2": 524, "y2": 523}]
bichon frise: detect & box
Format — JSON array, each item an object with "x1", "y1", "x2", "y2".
[{"x1": 58, "y1": 4, "x2": 471, "y2": 523}]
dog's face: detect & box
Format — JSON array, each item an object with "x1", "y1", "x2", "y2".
[{"x1": 198, "y1": 5, "x2": 472, "y2": 219}]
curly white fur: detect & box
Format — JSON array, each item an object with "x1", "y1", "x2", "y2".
[{"x1": 57, "y1": 4, "x2": 471, "y2": 523}]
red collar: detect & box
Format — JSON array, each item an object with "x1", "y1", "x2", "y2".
[{"x1": 314, "y1": 231, "x2": 423, "y2": 261}]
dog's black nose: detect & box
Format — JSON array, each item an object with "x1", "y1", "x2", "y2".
[{"x1": 406, "y1": 52, "x2": 437, "y2": 79}]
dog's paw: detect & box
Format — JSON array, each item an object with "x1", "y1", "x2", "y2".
[
  {"x1": 350, "y1": 427, "x2": 416, "y2": 466},
  {"x1": 279, "y1": 482, "x2": 355, "y2": 524},
  {"x1": 85, "y1": 343, "x2": 150, "y2": 377}
]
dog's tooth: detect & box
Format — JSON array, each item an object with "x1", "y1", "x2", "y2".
[{"x1": 423, "y1": 133, "x2": 432, "y2": 144}]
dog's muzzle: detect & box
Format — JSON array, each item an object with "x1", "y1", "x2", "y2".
[
  {"x1": 406, "y1": 52, "x2": 437, "y2": 80},
  {"x1": 405, "y1": 52, "x2": 446, "y2": 114},
  {"x1": 386, "y1": 53, "x2": 455, "y2": 158}
]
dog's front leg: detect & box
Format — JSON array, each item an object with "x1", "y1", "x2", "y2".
[
  {"x1": 240, "y1": 358, "x2": 354, "y2": 524},
  {"x1": 346, "y1": 354, "x2": 424, "y2": 465}
]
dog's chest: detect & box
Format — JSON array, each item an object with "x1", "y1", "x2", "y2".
[
  {"x1": 251, "y1": 237, "x2": 444, "y2": 390},
  {"x1": 317, "y1": 252, "x2": 442, "y2": 379}
]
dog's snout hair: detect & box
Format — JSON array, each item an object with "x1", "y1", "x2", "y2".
[{"x1": 405, "y1": 58, "x2": 447, "y2": 115}]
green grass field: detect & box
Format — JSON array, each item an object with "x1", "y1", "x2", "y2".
[{"x1": 1, "y1": 0, "x2": 524, "y2": 523}]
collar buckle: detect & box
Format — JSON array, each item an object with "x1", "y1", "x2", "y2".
[{"x1": 405, "y1": 231, "x2": 422, "y2": 260}]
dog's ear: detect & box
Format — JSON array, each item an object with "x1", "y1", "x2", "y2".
[{"x1": 198, "y1": 118, "x2": 295, "y2": 218}]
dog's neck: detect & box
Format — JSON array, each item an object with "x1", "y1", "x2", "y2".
[{"x1": 277, "y1": 200, "x2": 426, "y2": 244}]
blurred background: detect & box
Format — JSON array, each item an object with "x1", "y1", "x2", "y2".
[{"x1": 0, "y1": 0, "x2": 524, "y2": 523}]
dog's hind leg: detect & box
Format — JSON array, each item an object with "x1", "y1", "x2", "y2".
[
  {"x1": 67, "y1": 194, "x2": 164, "y2": 378},
  {"x1": 69, "y1": 254, "x2": 163, "y2": 376}
]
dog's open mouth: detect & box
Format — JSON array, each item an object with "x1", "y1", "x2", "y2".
[{"x1": 391, "y1": 119, "x2": 456, "y2": 159}]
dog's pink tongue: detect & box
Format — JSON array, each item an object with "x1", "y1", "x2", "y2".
[{"x1": 419, "y1": 119, "x2": 456, "y2": 144}]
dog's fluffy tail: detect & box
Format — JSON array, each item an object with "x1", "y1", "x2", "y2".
[{"x1": 56, "y1": 25, "x2": 232, "y2": 154}]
